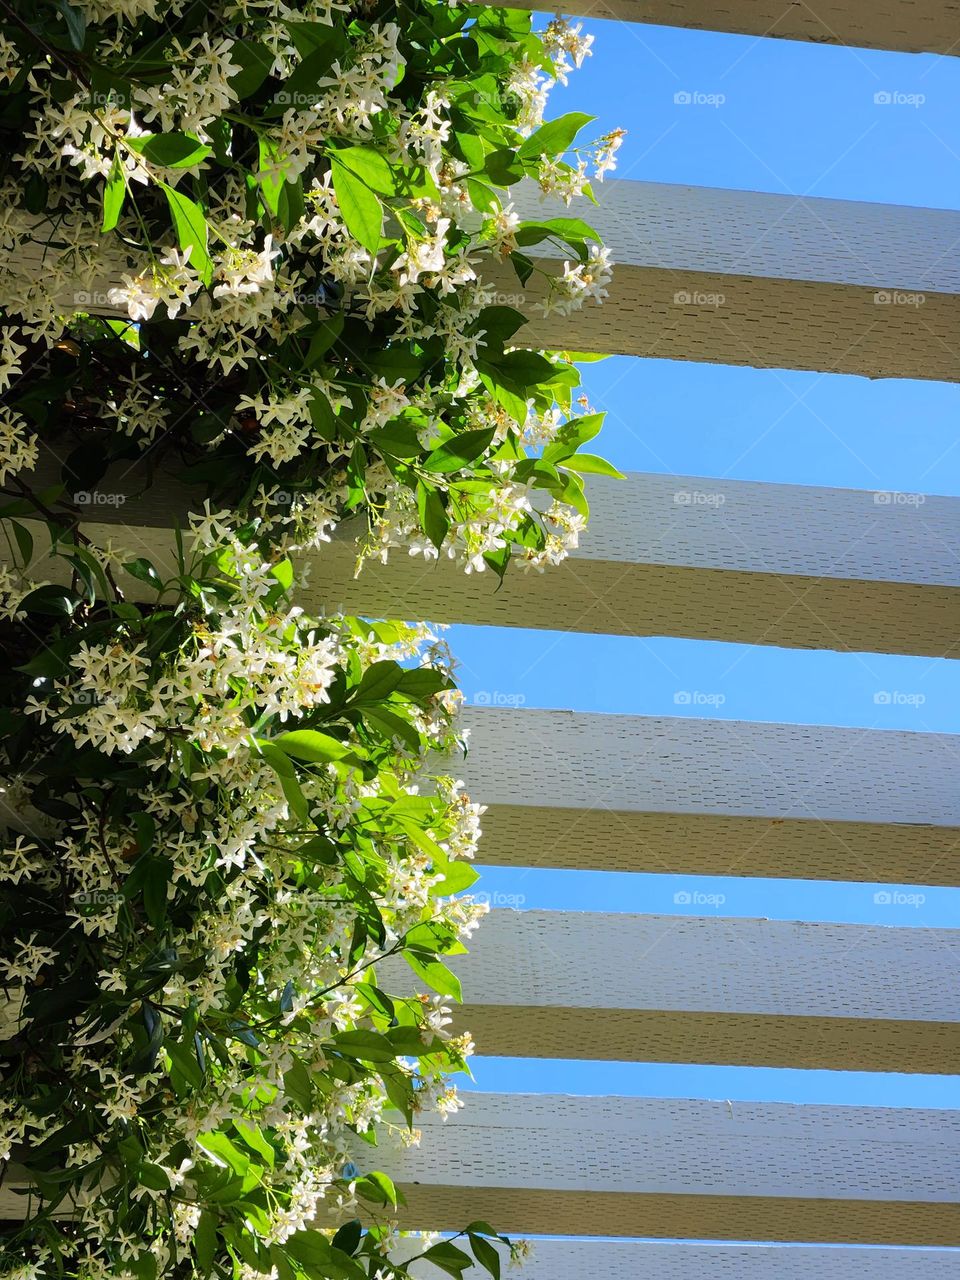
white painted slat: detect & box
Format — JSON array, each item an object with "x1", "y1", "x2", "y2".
[
  {"x1": 408, "y1": 1240, "x2": 960, "y2": 1280},
  {"x1": 502, "y1": 0, "x2": 960, "y2": 55},
  {"x1": 17, "y1": 181, "x2": 960, "y2": 376},
  {"x1": 19, "y1": 462, "x2": 960, "y2": 658},
  {"x1": 500, "y1": 179, "x2": 960, "y2": 378},
  {"x1": 456, "y1": 708, "x2": 960, "y2": 884},
  {"x1": 381, "y1": 910, "x2": 960, "y2": 1072},
  {"x1": 460, "y1": 710, "x2": 959, "y2": 825},
  {"x1": 374, "y1": 1093, "x2": 960, "y2": 1243}
]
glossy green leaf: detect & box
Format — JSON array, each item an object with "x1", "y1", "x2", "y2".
[{"x1": 330, "y1": 158, "x2": 381, "y2": 254}]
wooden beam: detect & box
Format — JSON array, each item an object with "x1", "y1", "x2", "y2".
[
  {"x1": 372, "y1": 1092, "x2": 960, "y2": 1244},
  {"x1": 20, "y1": 462, "x2": 960, "y2": 658},
  {"x1": 501, "y1": 179, "x2": 960, "y2": 378},
  {"x1": 456, "y1": 709, "x2": 960, "y2": 884},
  {"x1": 501, "y1": 0, "x2": 960, "y2": 56},
  {"x1": 383, "y1": 910, "x2": 960, "y2": 1072},
  {"x1": 407, "y1": 1241, "x2": 960, "y2": 1280},
  {"x1": 18, "y1": 180, "x2": 960, "y2": 376}
]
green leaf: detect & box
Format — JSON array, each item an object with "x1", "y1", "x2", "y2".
[
  {"x1": 165, "y1": 1039, "x2": 204, "y2": 1091},
  {"x1": 124, "y1": 558, "x2": 162, "y2": 589},
  {"x1": 353, "y1": 661, "x2": 404, "y2": 704},
  {"x1": 128, "y1": 133, "x2": 212, "y2": 168},
  {"x1": 469, "y1": 1234, "x2": 502, "y2": 1279},
  {"x1": 332, "y1": 1029, "x2": 396, "y2": 1063},
  {"x1": 434, "y1": 859, "x2": 479, "y2": 895},
  {"x1": 137, "y1": 1161, "x2": 171, "y2": 1191},
  {"x1": 161, "y1": 183, "x2": 212, "y2": 284},
  {"x1": 423, "y1": 427, "x2": 496, "y2": 474},
  {"x1": 354, "y1": 1171, "x2": 398, "y2": 1207},
  {"x1": 561, "y1": 453, "x2": 625, "y2": 478},
  {"x1": 228, "y1": 40, "x2": 273, "y2": 99},
  {"x1": 476, "y1": 362, "x2": 528, "y2": 425},
  {"x1": 332, "y1": 146, "x2": 396, "y2": 195},
  {"x1": 331, "y1": 1221, "x2": 363, "y2": 1255},
  {"x1": 422, "y1": 1242, "x2": 473, "y2": 1277},
  {"x1": 198, "y1": 1131, "x2": 250, "y2": 1177},
  {"x1": 8, "y1": 520, "x2": 33, "y2": 566},
  {"x1": 417, "y1": 482, "x2": 449, "y2": 550},
  {"x1": 518, "y1": 111, "x2": 595, "y2": 160},
  {"x1": 516, "y1": 215, "x2": 599, "y2": 243},
  {"x1": 20, "y1": 584, "x2": 75, "y2": 617},
  {"x1": 404, "y1": 951, "x2": 462, "y2": 1002},
  {"x1": 541, "y1": 412, "x2": 604, "y2": 462},
  {"x1": 195, "y1": 1211, "x2": 218, "y2": 1277},
  {"x1": 142, "y1": 857, "x2": 170, "y2": 928},
  {"x1": 330, "y1": 158, "x2": 382, "y2": 254},
  {"x1": 272, "y1": 730, "x2": 365, "y2": 768},
  {"x1": 56, "y1": 0, "x2": 87, "y2": 50},
  {"x1": 234, "y1": 1120, "x2": 276, "y2": 1168},
  {"x1": 102, "y1": 152, "x2": 126, "y2": 232}
]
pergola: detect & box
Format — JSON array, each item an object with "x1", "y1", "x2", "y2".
[{"x1": 4, "y1": 3, "x2": 960, "y2": 1275}]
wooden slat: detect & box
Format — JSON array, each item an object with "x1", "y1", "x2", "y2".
[
  {"x1": 385, "y1": 910, "x2": 960, "y2": 1071},
  {"x1": 17, "y1": 180, "x2": 960, "y2": 376},
  {"x1": 501, "y1": 179, "x2": 960, "y2": 378},
  {"x1": 406, "y1": 1240, "x2": 960, "y2": 1280},
  {"x1": 502, "y1": 0, "x2": 960, "y2": 56},
  {"x1": 18, "y1": 461, "x2": 960, "y2": 658},
  {"x1": 371, "y1": 1093, "x2": 960, "y2": 1244},
  {"x1": 456, "y1": 709, "x2": 960, "y2": 884}
]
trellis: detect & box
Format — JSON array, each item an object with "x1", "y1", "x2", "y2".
[{"x1": 3, "y1": 4, "x2": 960, "y2": 1276}]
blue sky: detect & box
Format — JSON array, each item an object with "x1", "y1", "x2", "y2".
[{"x1": 456, "y1": 16, "x2": 960, "y2": 1105}]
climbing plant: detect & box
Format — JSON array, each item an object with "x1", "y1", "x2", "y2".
[{"x1": 0, "y1": 2, "x2": 620, "y2": 1277}]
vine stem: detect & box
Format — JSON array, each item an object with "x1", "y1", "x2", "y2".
[
  {"x1": 0, "y1": 1, "x2": 93, "y2": 89},
  {"x1": 5, "y1": 475, "x2": 125, "y2": 602}
]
